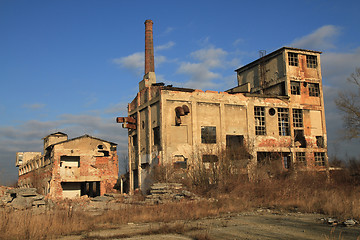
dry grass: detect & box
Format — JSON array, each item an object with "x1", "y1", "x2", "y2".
[{"x1": 1, "y1": 159, "x2": 360, "y2": 239}]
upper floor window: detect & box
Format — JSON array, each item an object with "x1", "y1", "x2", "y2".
[
  {"x1": 254, "y1": 106, "x2": 266, "y2": 135},
  {"x1": 306, "y1": 55, "x2": 317, "y2": 68},
  {"x1": 201, "y1": 126, "x2": 216, "y2": 144},
  {"x1": 288, "y1": 52, "x2": 298, "y2": 66},
  {"x1": 291, "y1": 81, "x2": 300, "y2": 95},
  {"x1": 278, "y1": 108, "x2": 290, "y2": 136},
  {"x1": 308, "y1": 83, "x2": 320, "y2": 97},
  {"x1": 293, "y1": 109, "x2": 303, "y2": 128}
]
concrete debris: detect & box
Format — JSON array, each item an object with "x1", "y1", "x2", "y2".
[
  {"x1": 320, "y1": 217, "x2": 358, "y2": 227},
  {"x1": 145, "y1": 183, "x2": 200, "y2": 204},
  {"x1": 91, "y1": 195, "x2": 114, "y2": 202},
  {"x1": 344, "y1": 219, "x2": 357, "y2": 227},
  {"x1": 0, "y1": 188, "x2": 46, "y2": 210}
]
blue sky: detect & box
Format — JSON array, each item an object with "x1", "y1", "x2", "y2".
[{"x1": 1, "y1": 0, "x2": 360, "y2": 184}]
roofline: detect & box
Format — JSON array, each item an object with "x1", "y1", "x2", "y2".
[
  {"x1": 235, "y1": 47, "x2": 322, "y2": 73},
  {"x1": 49, "y1": 134, "x2": 117, "y2": 147},
  {"x1": 42, "y1": 132, "x2": 68, "y2": 139}
]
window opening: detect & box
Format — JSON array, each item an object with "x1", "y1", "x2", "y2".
[
  {"x1": 294, "y1": 130, "x2": 307, "y2": 148},
  {"x1": 283, "y1": 155, "x2": 291, "y2": 169},
  {"x1": 291, "y1": 81, "x2": 300, "y2": 95},
  {"x1": 153, "y1": 126, "x2": 160, "y2": 146},
  {"x1": 308, "y1": 83, "x2": 320, "y2": 97},
  {"x1": 293, "y1": 109, "x2": 303, "y2": 128},
  {"x1": 306, "y1": 55, "x2": 317, "y2": 68},
  {"x1": 278, "y1": 108, "x2": 290, "y2": 136},
  {"x1": 296, "y1": 152, "x2": 306, "y2": 166},
  {"x1": 314, "y1": 152, "x2": 325, "y2": 166},
  {"x1": 254, "y1": 106, "x2": 266, "y2": 135},
  {"x1": 288, "y1": 52, "x2": 298, "y2": 66},
  {"x1": 316, "y1": 136, "x2": 324, "y2": 148},
  {"x1": 202, "y1": 155, "x2": 218, "y2": 163},
  {"x1": 60, "y1": 156, "x2": 80, "y2": 168},
  {"x1": 269, "y1": 108, "x2": 276, "y2": 116},
  {"x1": 201, "y1": 126, "x2": 216, "y2": 144}
]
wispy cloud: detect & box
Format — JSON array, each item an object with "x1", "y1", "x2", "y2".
[
  {"x1": 290, "y1": 25, "x2": 340, "y2": 51},
  {"x1": 155, "y1": 41, "x2": 175, "y2": 51},
  {"x1": 22, "y1": 103, "x2": 46, "y2": 110}
]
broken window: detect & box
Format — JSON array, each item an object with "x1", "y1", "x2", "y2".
[
  {"x1": 296, "y1": 152, "x2": 306, "y2": 166},
  {"x1": 173, "y1": 155, "x2": 187, "y2": 169},
  {"x1": 314, "y1": 152, "x2": 325, "y2": 166},
  {"x1": 306, "y1": 55, "x2": 317, "y2": 68},
  {"x1": 291, "y1": 81, "x2": 300, "y2": 95},
  {"x1": 153, "y1": 126, "x2": 160, "y2": 146},
  {"x1": 60, "y1": 156, "x2": 80, "y2": 168},
  {"x1": 288, "y1": 52, "x2": 298, "y2": 66},
  {"x1": 202, "y1": 154, "x2": 218, "y2": 163},
  {"x1": 226, "y1": 135, "x2": 244, "y2": 151},
  {"x1": 294, "y1": 130, "x2": 307, "y2": 148},
  {"x1": 201, "y1": 126, "x2": 216, "y2": 144},
  {"x1": 254, "y1": 106, "x2": 266, "y2": 135},
  {"x1": 293, "y1": 109, "x2": 303, "y2": 128},
  {"x1": 316, "y1": 136, "x2": 324, "y2": 148},
  {"x1": 308, "y1": 83, "x2": 320, "y2": 97},
  {"x1": 283, "y1": 155, "x2": 291, "y2": 169},
  {"x1": 278, "y1": 108, "x2": 290, "y2": 136}
]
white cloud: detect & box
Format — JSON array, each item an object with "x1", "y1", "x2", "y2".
[
  {"x1": 321, "y1": 47, "x2": 360, "y2": 87},
  {"x1": 155, "y1": 41, "x2": 175, "y2": 51},
  {"x1": 113, "y1": 52, "x2": 144, "y2": 75},
  {"x1": 177, "y1": 62, "x2": 220, "y2": 89},
  {"x1": 191, "y1": 47, "x2": 227, "y2": 68},
  {"x1": 290, "y1": 25, "x2": 340, "y2": 51}
]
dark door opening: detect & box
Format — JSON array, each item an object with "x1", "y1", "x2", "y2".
[{"x1": 80, "y1": 181, "x2": 100, "y2": 197}]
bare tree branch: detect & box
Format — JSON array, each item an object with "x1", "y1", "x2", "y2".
[{"x1": 335, "y1": 67, "x2": 360, "y2": 139}]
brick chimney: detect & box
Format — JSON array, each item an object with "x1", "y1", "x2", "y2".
[
  {"x1": 145, "y1": 19, "x2": 155, "y2": 74},
  {"x1": 139, "y1": 20, "x2": 156, "y2": 91}
]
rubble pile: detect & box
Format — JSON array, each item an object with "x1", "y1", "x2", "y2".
[
  {"x1": 145, "y1": 182, "x2": 200, "y2": 204},
  {"x1": 0, "y1": 188, "x2": 46, "y2": 210}
]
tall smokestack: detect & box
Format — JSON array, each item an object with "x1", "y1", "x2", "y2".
[{"x1": 145, "y1": 19, "x2": 155, "y2": 74}]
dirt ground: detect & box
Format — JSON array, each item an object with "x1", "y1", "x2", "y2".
[{"x1": 58, "y1": 210, "x2": 360, "y2": 240}]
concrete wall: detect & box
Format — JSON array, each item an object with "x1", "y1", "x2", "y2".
[
  {"x1": 127, "y1": 47, "x2": 328, "y2": 194},
  {"x1": 17, "y1": 135, "x2": 119, "y2": 199}
]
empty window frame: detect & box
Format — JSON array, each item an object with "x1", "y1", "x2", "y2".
[
  {"x1": 293, "y1": 109, "x2": 303, "y2": 128},
  {"x1": 153, "y1": 126, "x2": 160, "y2": 146},
  {"x1": 201, "y1": 126, "x2": 216, "y2": 144},
  {"x1": 296, "y1": 152, "x2": 306, "y2": 166},
  {"x1": 60, "y1": 156, "x2": 80, "y2": 168},
  {"x1": 288, "y1": 52, "x2": 298, "y2": 66},
  {"x1": 306, "y1": 55, "x2": 317, "y2": 68},
  {"x1": 202, "y1": 154, "x2": 218, "y2": 163},
  {"x1": 316, "y1": 136, "x2": 325, "y2": 148},
  {"x1": 278, "y1": 108, "x2": 290, "y2": 136},
  {"x1": 290, "y1": 81, "x2": 300, "y2": 95},
  {"x1": 314, "y1": 152, "x2": 325, "y2": 166},
  {"x1": 254, "y1": 106, "x2": 266, "y2": 135},
  {"x1": 308, "y1": 83, "x2": 320, "y2": 97}
]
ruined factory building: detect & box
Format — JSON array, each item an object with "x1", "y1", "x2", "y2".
[
  {"x1": 16, "y1": 132, "x2": 119, "y2": 199},
  {"x1": 117, "y1": 20, "x2": 328, "y2": 194}
]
